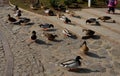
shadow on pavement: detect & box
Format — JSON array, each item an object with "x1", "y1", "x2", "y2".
[
  {"x1": 82, "y1": 35, "x2": 100, "y2": 40},
  {"x1": 69, "y1": 68, "x2": 100, "y2": 73},
  {"x1": 86, "y1": 51, "x2": 106, "y2": 59},
  {"x1": 35, "y1": 39, "x2": 51, "y2": 45},
  {"x1": 69, "y1": 34, "x2": 78, "y2": 39}
]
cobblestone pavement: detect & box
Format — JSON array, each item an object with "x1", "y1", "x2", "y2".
[{"x1": 0, "y1": 3, "x2": 120, "y2": 76}]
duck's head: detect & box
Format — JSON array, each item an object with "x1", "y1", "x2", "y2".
[
  {"x1": 8, "y1": 14, "x2": 11, "y2": 17},
  {"x1": 32, "y1": 31, "x2": 36, "y2": 35},
  {"x1": 39, "y1": 24, "x2": 44, "y2": 27},
  {"x1": 86, "y1": 19, "x2": 91, "y2": 24},
  {"x1": 75, "y1": 56, "x2": 82, "y2": 61},
  {"x1": 83, "y1": 41, "x2": 87, "y2": 45},
  {"x1": 97, "y1": 17, "x2": 100, "y2": 19}
]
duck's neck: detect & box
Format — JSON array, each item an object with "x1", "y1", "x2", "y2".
[{"x1": 76, "y1": 59, "x2": 81, "y2": 65}]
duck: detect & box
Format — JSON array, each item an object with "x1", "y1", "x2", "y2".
[
  {"x1": 7, "y1": 14, "x2": 17, "y2": 23},
  {"x1": 26, "y1": 31, "x2": 37, "y2": 45},
  {"x1": 13, "y1": 5, "x2": 19, "y2": 12},
  {"x1": 43, "y1": 32, "x2": 57, "y2": 41},
  {"x1": 19, "y1": 18, "x2": 31, "y2": 25},
  {"x1": 82, "y1": 29, "x2": 95, "y2": 37},
  {"x1": 80, "y1": 41, "x2": 89, "y2": 54},
  {"x1": 31, "y1": 31, "x2": 37, "y2": 41},
  {"x1": 39, "y1": 23, "x2": 54, "y2": 31},
  {"x1": 60, "y1": 56, "x2": 82, "y2": 71},
  {"x1": 97, "y1": 16, "x2": 115, "y2": 23},
  {"x1": 14, "y1": 9, "x2": 22, "y2": 19},
  {"x1": 65, "y1": 17, "x2": 71, "y2": 24},
  {"x1": 86, "y1": 18, "x2": 100, "y2": 25},
  {"x1": 62, "y1": 28, "x2": 72, "y2": 37}
]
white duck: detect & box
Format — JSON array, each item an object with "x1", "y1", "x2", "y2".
[
  {"x1": 60, "y1": 56, "x2": 82, "y2": 71},
  {"x1": 62, "y1": 28, "x2": 71, "y2": 37}
]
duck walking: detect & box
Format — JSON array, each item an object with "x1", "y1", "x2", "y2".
[
  {"x1": 60, "y1": 56, "x2": 82, "y2": 71},
  {"x1": 80, "y1": 41, "x2": 89, "y2": 54}
]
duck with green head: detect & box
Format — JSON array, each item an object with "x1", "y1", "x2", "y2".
[{"x1": 60, "y1": 56, "x2": 82, "y2": 71}]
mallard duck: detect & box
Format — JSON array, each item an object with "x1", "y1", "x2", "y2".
[
  {"x1": 39, "y1": 23, "x2": 54, "y2": 30},
  {"x1": 31, "y1": 31, "x2": 37, "y2": 41},
  {"x1": 80, "y1": 41, "x2": 89, "y2": 54},
  {"x1": 43, "y1": 32, "x2": 57, "y2": 41},
  {"x1": 14, "y1": 10, "x2": 22, "y2": 19},
  {"x1": 82, "y1": 29, "x2": 95, "y2": 36},
  {"x1": 60, "y1": 56, "x2": 82, "y2": 71},
  {"x1": 13, "y1": 5, "x2": 19, "y2": 12},
  {"x1": 19, "y1": 18, "x2": 30, "y2": 25},
  {"x1": 62, "y1": 28, "x2": 72, "y2": 37},
  {"x1": 86, "y1": 18, "x2": 100, "y2": 25},
  {"x1": 26, "y1": 31, "x2": 37, "y2": 45},
  {"x1": 65, "y1": 17, "x2": 71, "y2": 24},
  {"x1": 7, "y1": 14, "x2": 17, "y2": 23},
  {"x1": 97, "y1": 16, "x2": 115, "y2": 23}
]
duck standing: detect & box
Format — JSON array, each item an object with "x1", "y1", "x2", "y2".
[{"x1": 60, "y1": 56, "x2": 82, "y2": 71}]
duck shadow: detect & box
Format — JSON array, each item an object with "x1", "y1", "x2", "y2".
[
  {"x1": 73, "y1": 15, "x2": 81, "y2": 19},
  {"x1": 91, "y1": 23, "x2": 101, "y2": 26},
  {"x1": 44, "y1": 29, "x2": 57, "y2": 32},
  {"x1": 52, "y1": 39, "x2": 63, "y2": 42},
  {"x1": 92, "y1": 35, "x2": 101, "y2": 39},
  {"x1": 35, "y1": 39, "x2": 52, "y2": 45},
  {"x1": 68, "y1": 23, "x2": 76, "y2": 26},
  {"x1": 69, "y1": 34, "x2": 78, "y2": 39},
  {"x1": 82, "y1": 35, "x2": 100, "y2": 40},
  {"x1": 113, "y1": 13, "x2": 120, "y2": 15},
  {"x1": 69, "y1": 68, "x2": 100, "y2": 73},
  {"x1": 86, "y1": 52, "x2": 105, "y2": 59},
  {"x1": 103, "y1": 21, "x2": 116, "y2": 23},
  {"x1": 26, "y1": 22, "x2": 35, "y2": 26},
  {"x1": 13, "y1": 22, "x2": 21, "y2": 25}
]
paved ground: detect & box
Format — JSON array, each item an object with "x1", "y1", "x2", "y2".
[{"x1": 0, "y1": 1, "x2": 120, "y2": 76}]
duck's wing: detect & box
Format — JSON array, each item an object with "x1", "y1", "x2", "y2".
[
  {"x1": 62, "y1": 29, "x2": 71, "y2": 36},
  {"x1": 89, "y1": 18, "x2": 96, "y2": 22},
  {"x1": 61, "y1": 59, "x2": 75, "y2": 65},
  {"x1": 60, "y1": 60, "x2": 79, "y2": 68},
  {"x1": 42, "y1": 23, "x2": 50, "y2": 28}
]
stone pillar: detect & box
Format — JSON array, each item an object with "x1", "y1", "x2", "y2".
[{"x1": 88, "y1": 0, "x2": 91, "y2": 7}]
